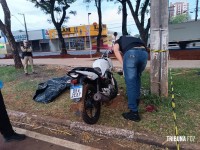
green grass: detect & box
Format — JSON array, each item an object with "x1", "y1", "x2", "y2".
[
  {"x1": 104, "y1": 69, "x2": 200, "y2": 143},
  {"x1": 170, "y1": 69, "x2": 200, "y2": 138},
  {"x1": 0, "y1": 66, "x2": 23, "y2": 82},
  {"x1": 1, "y1": 66, "x2": 200, "y2": 143},
  {"x1": 15, "y1": 80, "x2": 38, "y2": 92}
]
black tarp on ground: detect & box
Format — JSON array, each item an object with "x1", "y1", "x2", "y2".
[{"x1": 33, "y1": 76, "x2": 71, "y2": 103}]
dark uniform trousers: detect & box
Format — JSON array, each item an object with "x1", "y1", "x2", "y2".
[{"x1": 0, "y1": 90, "x2": 14, "y2": 137}]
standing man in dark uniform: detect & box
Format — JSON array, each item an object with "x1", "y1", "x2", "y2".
[
  {"x1": 21, "y1": 40, "x2": 36, "y2": 75},
  {"x1": 0, "y1": 81, "x2": 26, "y2": 142},
  {"x1": 113, "y1": 35, "x2": 148, "y2": 122}
]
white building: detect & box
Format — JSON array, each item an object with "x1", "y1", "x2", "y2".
[
  {"x1": 0, "y1": 29, "x2": 50, "y2": 54},
  {"x1": 12, "y1": 29, "x2": 50, "y2": 52},
  {"x1": 169, "y1": 0, "x2": 189, "y2": 18}
]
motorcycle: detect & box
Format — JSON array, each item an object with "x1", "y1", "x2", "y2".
[{"x1": 67, "y1": 51, "x2": 118, "y2": 124}]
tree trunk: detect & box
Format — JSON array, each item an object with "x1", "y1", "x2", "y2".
[
  {"x1": 140, "y1": 31, "x2": 148, "y2": 45},
  {"x1": 56, "y1": 26, "x2": 67, "y2": 54},
  {"x1": 0, "y1": 0, "x2": 23, "y2": 68},
  {"x1": 50, "y1": 0, "x2": 67, "y2": 55},
  {"x1": 5, "y1": 28, "x2": 23, "y2": 68},
  {"x1": 96, "y1": 1, "x2": 102, "y2": 53},
  {"x1": 144, "y1": 18, "x2": 151, "y2": 45},
  {"x1": 122, "y1": 0, "x2": 128, "y2": 35}
]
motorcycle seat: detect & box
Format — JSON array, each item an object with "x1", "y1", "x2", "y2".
[{"x1": 72, "y1": 67, "x2": 102, "y2": 76}]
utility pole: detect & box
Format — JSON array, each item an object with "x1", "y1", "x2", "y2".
[
  {"x1": 150, "y1": 0, "x2": 169, "y2": 97},
  {"x1": 195, "y1": 0, "x2": 199, "y2": 21},
  {"x1": 19, "y1": 13, "x2": 29, "y2": 41},
  {"x1": 88, "y1": 12, "x2": 92, "y2": 58}
]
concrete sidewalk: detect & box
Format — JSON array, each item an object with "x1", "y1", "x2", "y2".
[
  {"x1": 0, "y1": 127, "x2": 98, "y2": 150},
  {"x1": 1, "y1": 58, "x2": 200, "y2": 68},
  {"x1": 7, "y1": 110, "x2": 200, "y2": 150}
]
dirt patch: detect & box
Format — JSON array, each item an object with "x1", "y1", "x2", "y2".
[
  {"x1": 3, "y1": 52, "x2": 104, "y2": 59},
  {"x1": 44, "y1": 49, "x2": 200, "y2": 60},
  {"x1": 2, "y1": 49, "x2": 200, "y2": 60}
]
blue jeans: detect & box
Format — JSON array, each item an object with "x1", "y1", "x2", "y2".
[{"x1": 123, "y1": 49, "x2": 148, "y2": 112}]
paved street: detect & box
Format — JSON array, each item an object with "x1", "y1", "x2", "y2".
[
  {"x1": 0, "y1": 135, "x2": 70, "y2": 150},
  {"x1": 0, "y1": 127, "x2": 98, "y2": 150},
  {"x1": 1, "y1": 47, "x2": 200, "y2": 58},
  {"x1": 0, "y1": 58, "x2": 200, "y2": 68},
  {"x1": 0, "y1": 50, "x2": 109, "y2": 58}
]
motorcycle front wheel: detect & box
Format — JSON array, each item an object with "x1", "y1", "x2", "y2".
[{"x1": 81, "y1": 84, "x2": 101, "y2": 124}]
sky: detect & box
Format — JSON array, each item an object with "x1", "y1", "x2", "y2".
[{"x1": 0, "y1": 0, "x2": 199, "y2": 35}]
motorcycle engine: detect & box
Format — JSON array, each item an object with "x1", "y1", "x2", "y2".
[
  {"x1": 102, "y1": 87, "x2": 110, "y2": 96},
  {"x1": 102, "y1": 83, "x2": 115, "y2": 96}
]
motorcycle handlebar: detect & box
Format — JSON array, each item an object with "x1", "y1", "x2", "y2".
[{"x1": 101, "y1": 49, "x2": 113, "y2": 58}]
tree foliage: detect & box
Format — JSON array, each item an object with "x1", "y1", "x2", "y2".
[
  {"x1": 108, "y1": 0, "x2": 128, "y2": 35},
  {"x1": 170, "y1": 14, "x2": 190, "y2": 24},
  {"x1": 28, "y1": 0, "x2": 76, "y2": 54},
  {"x1": 127, "y1": 0, "x2": 150, "y2": 45},
  {"x1": 0, "y1": 0, "x2": 23, "y2": 68},
  {"x1": 109, "y1": 0, "x2": 150, "y2": 45}
]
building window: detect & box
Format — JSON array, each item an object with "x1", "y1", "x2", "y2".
[{"x1": 66, "y1": 28, "x2": 71, "y2": 32}]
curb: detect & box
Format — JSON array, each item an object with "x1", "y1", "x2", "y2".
[{"x1": 8, "y1": 109, "x2": 200, "y2": 150}]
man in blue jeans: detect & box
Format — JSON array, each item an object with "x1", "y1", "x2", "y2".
[{"x1": 113, "y1": 35, "x2": 148, "y2": 122}]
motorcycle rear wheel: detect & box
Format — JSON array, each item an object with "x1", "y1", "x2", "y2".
[
  {"x1": 110, "y1": 77, "x2": 118, "y2": 99},
  {"x1": 81, "y1": 84, "x2": 101, "y2": 124}
]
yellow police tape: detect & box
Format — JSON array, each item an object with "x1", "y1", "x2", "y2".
[
  {"x1": 151, "y1": 49, "x2": 168, "y2": 53},
  {"x1": 170, "y1": 68, "x2": 180, "y2": 150},
  {"x1": 150, "y1": 49, "x2": 180, "y2": 149}
]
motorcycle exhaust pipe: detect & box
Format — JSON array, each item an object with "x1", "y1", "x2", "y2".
[{"x1": 93, "y1": 92, "x2": 110, "y2": 102}]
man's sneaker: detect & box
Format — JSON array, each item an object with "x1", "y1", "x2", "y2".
[
  {"x1": 122, "y1": 110, "x2": 141, "y2": 122},
  {"x1": 4, "y1": 132, "x2": 26, "y2": 142},
  {"x1": 25, "y1": 73, "x2": 29, "y2": 76}
]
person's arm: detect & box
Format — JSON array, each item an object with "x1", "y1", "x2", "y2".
[
  {"x1": 113, "y1": 43, "x2": 123, "y2": 64},
  {"x1": 20, "y1": 46, "x2": 25, "y2": 59},
  {"x1": 21, "y1": 46, "x2": 25, "y2": 52},
  {"x1": 27, "y1": 46, "x2": 32, "y2": 52}
]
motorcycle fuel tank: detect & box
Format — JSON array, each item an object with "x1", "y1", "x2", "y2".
[{"x1": 92, "y1": 58, "x2": 113, "y2": 76}]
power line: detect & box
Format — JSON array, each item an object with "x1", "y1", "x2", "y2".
[
  {"x1": 106, "y1": 19, "x2": 149, "y2": 26},
  {"x1": 107, "y1": 23, "x2": 137, "y2": 29},
  {"x1": 70, "y1": 3, "x2": 87, "y2": 7},
  {"x1": 11, "y1": 14, "x2": 24, "y2": 27}
]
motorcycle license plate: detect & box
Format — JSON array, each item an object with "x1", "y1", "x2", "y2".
[{"x1": 70, "y1": 85, "x2": 83, "y2": 99}]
